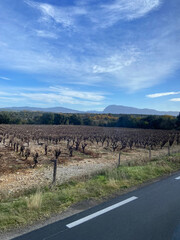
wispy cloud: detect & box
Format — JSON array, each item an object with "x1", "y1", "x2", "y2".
[
  {"x1": 35, "y1": 30, "x2": 58, "y2": 39},
  {"x1": 19, "y1": 92, "x2": 101, "y2": 106},
  {"x1": 0, "y1": 76, "x2": 10, "y2": 81},
  {"x1": 91, "y1": 0, "x2": 161, "y2": 28},
  {"x1": 92, "y1": 48, "x2": 140, "y2": 73},
  {"x1": 0, "y1": 86, "x2": 105, "y2": 108},
  {"x1": 50, "y1": 86, "x2": 105, "y2": 101},
  {"x1": 147, "y1": 91, "x2": 180, "y2": 98},
  {"x1": 25, "y1": 0, "x2": 87, "y2": 29},
  {"x1": 25, "y1": 0, "x2": 161, "y2": 29},
  {"x1": 90, "y1": 40, "x2": 180, "y2": 91},
  {"x1": 170, "y1": 98, "x2": 180, "y2": 102},
  {"x1": 0, "y1": 0, "x2": 179, "y2": 96},
  {"x1": 21, "y1": 0, "x2": 179, "y2": 92}
]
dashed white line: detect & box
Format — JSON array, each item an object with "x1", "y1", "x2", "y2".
[
  {"x1": 175, "y1": 176, "x2": 180, "y2": 180},
  {"x1": 66, "y1": 196, "x2": 138, "y2": 229}
]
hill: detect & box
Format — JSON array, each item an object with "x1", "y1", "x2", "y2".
[{"x1": 0, "y1": 105, "x2": 178, "y2": 116}]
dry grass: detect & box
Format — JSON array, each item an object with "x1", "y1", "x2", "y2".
[
  {"x1": 0, "y1": 189, "x2": 9, "y2": 200},
  {"x1": 1, "y1": 153, "x2": 180, "y2": 231},
  {"x1": 106, "y1": 178, "x2": 119, "y2": 188},
  {"x1": 26, "y1": 190, "x2": 42, "y2": 210}
]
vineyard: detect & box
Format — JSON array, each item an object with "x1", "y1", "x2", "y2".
[{"x1": 0, "y1": 125, "x2": 180, "y2": 197}]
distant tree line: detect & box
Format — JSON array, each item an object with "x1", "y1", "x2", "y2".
[{"x1": 0, "y1": 111, "x2": 180, "y2": 130}]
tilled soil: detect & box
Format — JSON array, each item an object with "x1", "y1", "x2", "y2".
[{"x1": 0, "y1": 142, "x2": 179, "y2": 198}]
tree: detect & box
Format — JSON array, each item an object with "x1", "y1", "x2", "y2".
[
  {"x1": 116, "y1": 115, "x2": 136, "y2": 128},
  {"x1": 69, "y1": 114, "x2": 82, "y2": 125},
  {"x1": 40, "y1": 113, "x2": 54, "y2": 124},
  {"x1": 54, "y1": 114, "x2": 65, "y2": 125},
  {"x1": 83, "y1": 117, "x2": 93, "y2": 126},
  {"x1": 177, "y1": 113, "x2": 180, "y2": 129},
  {"x1": 0, "y1": 112, "x2": 10, "y2": 124}
]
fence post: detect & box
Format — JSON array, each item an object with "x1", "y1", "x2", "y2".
[
  {"x1": 168, "y1": 144, "x2": 170, "y2": 156},
  {"x1": 51, "y1": 159, "x2": 57, "y2": 184},
  {"x1": 149, "y1": 147, "x2": 151, "y2": 160},
  {"x1": 118, "y1": 152, "x2": 121, "y2": 167}
]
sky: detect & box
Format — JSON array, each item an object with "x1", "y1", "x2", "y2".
[{"x1": 0, "y1": 0, "x2": 180, "y2": 112}]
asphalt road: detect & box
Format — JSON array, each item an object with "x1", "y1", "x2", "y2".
[{"x1": 13, "y1": 172, "x2": 180, "y2": 240}]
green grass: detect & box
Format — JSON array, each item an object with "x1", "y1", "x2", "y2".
[{"x1": 0, "y1": 153, "x2": 180, "y2": 231}]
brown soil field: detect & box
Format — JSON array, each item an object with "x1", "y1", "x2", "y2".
[{"x1": 0, "y1": 137, "x2": 179, "y2": 199}]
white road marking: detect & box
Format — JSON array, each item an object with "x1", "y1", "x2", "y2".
[
  {"x1": 66, "y1": 196, "x2": 138, "y2": 229},
  {"x1": 175, "y1": 176, "x2": 180, "y2": 180}
]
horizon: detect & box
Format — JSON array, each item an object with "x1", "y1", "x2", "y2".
[
  {"x1": 0, "y1": 104, "x2": 179, "y2": 115},
  {"x1": 0, "y1": 0, "x2": 180, "y2": 112}
]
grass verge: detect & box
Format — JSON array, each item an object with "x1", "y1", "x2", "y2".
[{"x1": 0, "y1": 153, "x2": 180, "y2": 231}]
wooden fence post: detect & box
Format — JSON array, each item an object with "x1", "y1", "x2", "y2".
[
  {"x1": 168, "y1": 144, "x2": 170, "y2": 156},
  {"x1": 149, "y1": 147, "x2": 151, "y2": 160},
  {"x1": 51, "y1": 159, "x2": 57, "y2": 184},
  {"x1": 118, "y1": 152, "x2": 121, "y2": 167}
]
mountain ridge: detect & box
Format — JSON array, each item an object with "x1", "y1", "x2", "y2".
[
  {"x1": 0, "y1": 106, "x2": 82, "y2": 114},
  {"x1": 0, "y1": 105, "x2": 179, "y2": 116},
  {"x1": 103, "y1": 105, "x2": 179, "y2": 116}
]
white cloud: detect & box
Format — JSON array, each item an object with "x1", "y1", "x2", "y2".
[
  {"x1": 0, "y1": 34, "x2": 179, "y2": 91},
  {"x1": 0, "y1": 91, "x2": 13, "y2": 96},
  {"x1": 0, "y1": 76, "x2": 10, "y2": 81},
  {"x1": 1, "y1": 0, "x2": 179, "y2": 95},
  {"x1": 35, "y1": 30, "x2": 58, "y2": 39},
  {"x1": 50, "y1": 86, "x2": 105, "y2": 101},
  {"x1": 0, "y1": 96, "x2": 21, "y2": 102},
  {"x1": 92, "y1": 0, "x2": 161, "y2": 28},
  {"x1": 19, "y1": 92, "x2": 101, "y2": 106},
  {"x1": 170, "y1": 98, "x2": 180, "y2": 102},
  {"x1": 107, "y1": 38, "x2": 180, "y2": 91},
  {"x1": 0, "y1": 87, "x2": 105, "y2": 107},
  {"x1": 92, "y1": 48, "x2": 140, "y2": 74},
  {"x1": 25, "y1": 0, "x2": 87, "y2": 29},
  {"x1": 0, "y1": 46, "x2": 76, "y2": 75},
  {"x1": 147, "y1": 91, "x2": 180, "y2": 98},
  {"x1": 88, "y1": 37, "x2": 180, "y2": 91},
  {"x1": 25, "y1": 0, "x2": 161, "y2": 29}
]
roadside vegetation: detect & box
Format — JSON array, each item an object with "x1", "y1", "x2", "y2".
[{"x1": 0, "y1": 153, "x2": 180, "y2": 232}]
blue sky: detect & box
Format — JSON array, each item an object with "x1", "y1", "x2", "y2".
[{"x1": 0, "y1": 0, "x2": 180, "y2": 111}]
